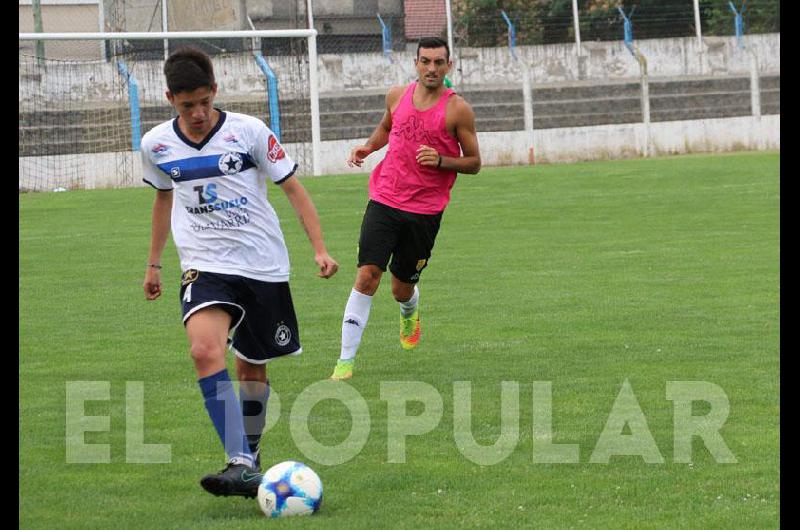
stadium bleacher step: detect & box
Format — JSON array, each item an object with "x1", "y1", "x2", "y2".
[{"x1": 18, "y1": 74, "x2": 779, "y2": 156}]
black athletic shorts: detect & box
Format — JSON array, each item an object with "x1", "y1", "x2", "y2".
[
  {"x1": 179, "y1": 269, "x2": 301, "y2": 364},
  {"x1": 357, "y1": 199, "x2": 443, "y2": 284}
]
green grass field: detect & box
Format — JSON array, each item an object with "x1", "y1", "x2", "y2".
[{"x1": 19, "y1": 152, "x2": 779, "y2": 528}]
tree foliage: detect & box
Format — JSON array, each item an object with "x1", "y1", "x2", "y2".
[{"x1": 452, "y1": 0, "x2": 779, "y2": 47}]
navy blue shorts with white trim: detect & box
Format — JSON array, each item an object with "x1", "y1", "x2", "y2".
[{"x1": 179, "y1": 269, "x2": 301, "y2": 364}]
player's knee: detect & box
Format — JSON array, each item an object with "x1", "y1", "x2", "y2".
[
  {"x1": 354, "y1": 266, "x2": 382, "y2": 295},
  {"x1": 392, "y1": 284, "x2": 415, "y2": 302},
  {"x1": 189, "y1": 340, "x2": 225, "y2": 368},
  {"x1": 355, "y1": 278, "x2": 379, "y2": 295}
]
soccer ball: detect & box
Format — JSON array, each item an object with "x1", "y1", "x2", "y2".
[{"x1": 257, "y1": 461, "x2": 323, "y2": 517}]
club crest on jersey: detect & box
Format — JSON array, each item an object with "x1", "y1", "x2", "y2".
[
  {"x1": 151, "y1": 143, "x2": 170, "y2": 156},
  {"x1": 416, "y1": 259, "x2": 427, "y2": 271},
  {"x1": 267, "y1": 135, "x2": 286, "y2": 163},
  {"x1": 170, "y1": 167, "x2": 181, "y2": 178},
  {"x1": 275, "y1": 323, "x2": 292, "y2": 346},
  {"x1": 218, "y1": 152, "x2": 243, "y2": 175}
]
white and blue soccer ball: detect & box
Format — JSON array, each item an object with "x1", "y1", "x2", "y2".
[{"x1": 257, "y1": 461, "x2": 323, "y2": 518}]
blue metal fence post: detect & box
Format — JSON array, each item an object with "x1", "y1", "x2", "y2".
[
  {"x1": 116, "y1": 60, "x2": 141, "y2": 151},
  {"x1": 377, "y1": 14, "x2": 393, "y2": 62},
  {"x1": 500, "y1": 10, "x2": 517, "y2": 60},
  {"x1": 729, "y1": 1, "x2": 746, "y2": 49},
  {"x1": 254, "y1": 52, "x2": 281, "y2": 141},
  {"x1": 617, "y1": 6, "x2": 637, "y2": 57}
]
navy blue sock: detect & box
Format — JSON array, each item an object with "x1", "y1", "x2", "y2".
[
  {"x1": 198, "y1": 369, "x2": 253, "y2": 467},
  {"x1": 240, "y1": 382, "x2": 270, "y2": 454}
]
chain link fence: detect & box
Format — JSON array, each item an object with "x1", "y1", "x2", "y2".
[
  {"x1": 20, "y1": 1, "x2": 779, "y2": 190},
  {"x1": 22, "y1": 1, "x2": 780, "y2": 59},
  {"x1": 26, "y1": 1, "x2": 779, "y2": 62},
  {"x1": 452, "y1": 0, "x2": 779, "y2": 48},
  {"x1": 446, "y1": 1, "x2": 779, "y2": 157}
]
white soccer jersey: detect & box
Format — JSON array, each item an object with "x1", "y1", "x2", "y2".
[{"x1": 141, "y1": 110, "x2": 298, "y2": 282}]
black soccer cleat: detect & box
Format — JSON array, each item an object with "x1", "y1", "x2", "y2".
[{"x1": 200, "y1": 462, "x2": 262, "y2": 498}]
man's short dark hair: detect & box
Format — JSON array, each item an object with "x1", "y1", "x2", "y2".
[
  {"x1": 164, "y1": 47, "x2": 216, "y2": 94},
  {"x1": 417, "y1": 37, "x2": 450, "y2": 61}
]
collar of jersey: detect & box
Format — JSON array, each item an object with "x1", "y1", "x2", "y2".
[{"x1": 173, "y1": 109, "x2": 227, "y2": 151}]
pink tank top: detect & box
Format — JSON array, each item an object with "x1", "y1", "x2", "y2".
[{"x1": 369, "y1": 82, "x2": 461, "y2": 215}]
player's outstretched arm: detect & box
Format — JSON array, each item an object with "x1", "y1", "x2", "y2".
[
  {"x1": 279, "y1": 176, "x2": 339, "y2": 279},
  {"x1": 143, "y1": 189, "x2": 173, "y2": 300},
  {"x1": 347, "y1": 85, "x2": 404, "y2": 167}
]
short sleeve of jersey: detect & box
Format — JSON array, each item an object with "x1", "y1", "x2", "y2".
[
  {"x1": 140, "y1": 135, "x2": 174, "y2": 191},
  {"x1": 251, "y1": 123, "x2": 298, "y2": 184}
]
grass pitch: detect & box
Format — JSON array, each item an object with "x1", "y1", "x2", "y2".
[{"x1": 20, "y1": 151, "x2": 779, "y2": 528}]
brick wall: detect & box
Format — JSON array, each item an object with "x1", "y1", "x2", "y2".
[{"x1": 404, "y1": 0, "x2": 446, "y2": 40}]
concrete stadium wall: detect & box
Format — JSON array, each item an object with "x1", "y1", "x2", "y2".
[
  {"x1": 22, "y1": 114, "x2": 778, "y2": 190},
  {"x1": 323, "y1": 34, "x2": 781, "y2": 90},
  {"x1": 457, "y1": 33, "x2": 780, "y2": 85},
  {"x1": 19, "y1": 33, "x2": 780, "y2": 105},
  {"x1": 311, "y1": 115, "x2": 780, "y2": 174}
]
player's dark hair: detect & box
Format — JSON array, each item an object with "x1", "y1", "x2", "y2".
[
  {"x1": 417, "y1": 37, "x2": 450, "y2": 61},
  {"x1": 164, "y1": 47, "x2": 216, "y2": 94}
]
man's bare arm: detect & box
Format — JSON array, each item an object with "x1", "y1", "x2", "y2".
[
  {"x1": 347, "y1": 86, "x2": 404, "y2": 167},
  {"x1": 279, "y1": 175, "x2": 339, "y2": 279},
  {"x1": 143, "y1": 190, "x2": 173, "y2": 300},
  {"x1": 416, "y1": 97, "x2": 481, "y2": 174}
]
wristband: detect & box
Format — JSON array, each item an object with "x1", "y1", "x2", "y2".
[
  {"x1": 148, "y1": 263, "x2": 162, "y2": 270},
  {"x1": 437, "y1": 155, "x2": 442, "y2": 168}
]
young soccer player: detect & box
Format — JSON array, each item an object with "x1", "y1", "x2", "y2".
[
  {"x1": 141, "y1": 47, "x2": 338, "y2": 498},
  {"x1": 330, "y1": 37, "x2": 481, "y2": 381}
]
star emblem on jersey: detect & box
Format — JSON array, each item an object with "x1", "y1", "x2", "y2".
[
  {"x1": 218, "y1": 152, "x2": 243, "y2": 175},
  {"x1": 275, "y1": 324, "x2": 291, "y2": 346}
]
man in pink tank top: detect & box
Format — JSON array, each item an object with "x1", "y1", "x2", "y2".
[{"x1": 331, "y1": 37, "x2": 482, "y2": 381}]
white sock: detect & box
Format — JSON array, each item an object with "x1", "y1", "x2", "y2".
[
  {"x1": 399, "y1": 285, "x2": 419, "y2": 317},
  {"x1": 340, "y1": 288, "x2": 373, "y2": 361}
]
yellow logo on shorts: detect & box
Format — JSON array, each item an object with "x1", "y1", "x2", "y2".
[
  {"x1": 415, "y1": 259, "x2": 427, "y2": 271},
  {"x1": 181, "y1": 269, "x2": 199, "y2": 286}
]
